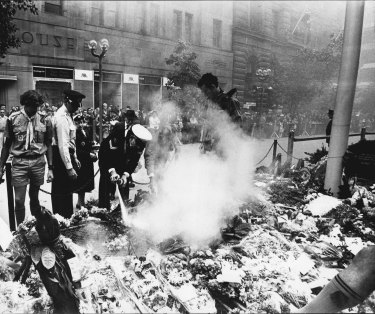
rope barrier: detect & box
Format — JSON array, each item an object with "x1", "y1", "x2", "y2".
[
  {"x1": 277, "y1": 143, "x2": 300, "y2": 161},
  {"x1": 256, "y1": 142, "x2": 274, "y2": 166}
]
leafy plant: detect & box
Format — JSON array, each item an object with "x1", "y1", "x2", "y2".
[
  {"x1": 0, "y1": 0, "x2": 38, "y2": 58},
  {"x1": 165, "y1": 40, "x2": 201, "y2": 89}
]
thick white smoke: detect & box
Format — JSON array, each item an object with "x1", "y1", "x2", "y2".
[{"x1": 130, "y1": 88, "x2": 257, "y2": 247}]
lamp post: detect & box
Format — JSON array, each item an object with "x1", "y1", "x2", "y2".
[
  {"x1": 88, "y1": 38, "x2": 109, "y2": 143},
  {"x1": 255, "y1": 67, "x2": 272, "y2": 113}
]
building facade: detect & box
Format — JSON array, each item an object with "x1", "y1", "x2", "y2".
[
  {"x1": 232, "y1": 1, "x2": 344, "y2": 111},
  {"x1": 0, "y1": 1, "x2": 233, "y2": 111}
]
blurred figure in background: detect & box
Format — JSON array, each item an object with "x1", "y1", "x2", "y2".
[{"x1": 0, "y1": 108, "x2": 7, "y2": 152}]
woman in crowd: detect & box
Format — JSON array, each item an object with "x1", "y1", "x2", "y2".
[{"x1": 73, "y1": 115, "x2": 97, "y2": 209}]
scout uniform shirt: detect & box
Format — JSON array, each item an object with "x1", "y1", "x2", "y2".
[
  {"x1": 52, "y1": 104, "x2": 77, "y2": 170},
  {"x1": 4, "y1": 109, "x2": 51, "y2": 157}
]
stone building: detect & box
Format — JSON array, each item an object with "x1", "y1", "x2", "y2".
[
  {"x1": 0, "y1": 1, "x2": 233, "y2": 111},
  {"x1": 358, "y1": 1, "x2": 375, "y2": 86},
  {"x1": 232, "y1": 1, "x2": 345, "y2": 111}
]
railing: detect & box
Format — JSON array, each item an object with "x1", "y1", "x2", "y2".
[{"x1": 284, "y1": 127, "x2": 375, "y2": 165}]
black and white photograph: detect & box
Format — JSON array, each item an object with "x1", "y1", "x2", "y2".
[{"x1": 0, "y1": 0, "x2": 375, "y2": 313}]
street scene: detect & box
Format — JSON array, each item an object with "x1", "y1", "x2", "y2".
[{"x1": 1, "y1": 1, "x2": 375, "y2": 313}]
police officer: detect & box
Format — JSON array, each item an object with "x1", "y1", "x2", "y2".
[
  {"x1": 51, "y1": 90, "x2": 85, "y2": 218},
  {"x1": 98, "y1": 122, "x2": 152, "y2": 210},
  {"x1": 0, "y1": 90, "x2": 54, "y2": 225}
]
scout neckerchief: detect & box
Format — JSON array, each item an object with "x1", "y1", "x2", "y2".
[{"x1": 21, "y1": 109, "x2": 35, "y2": 151}]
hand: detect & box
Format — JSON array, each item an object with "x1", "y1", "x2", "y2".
[
  {"x1": 110, "y1": 170, "x2": 120, "y2": 182},
  {"x1": 76, "y1": 159, "x2": 81, "y2": 169},
  {"x1": 67, "y1": 168, "x2": 78, "y2": 180},
  {"x1": 90, "y1": 152, "x2": 98, "y2": 162},
  {"x1": 119, "y1": 174, "x2": 128, "y2": 187},
  {"x1": 47, "y1": 169, "x2": 54, "y2": 183}
]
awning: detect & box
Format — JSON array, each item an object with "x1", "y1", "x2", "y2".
[{"x1": 0, "y1": 75, "x2": 17, "y2": 81}]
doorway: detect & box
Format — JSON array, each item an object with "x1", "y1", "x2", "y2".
[{"x1": 35, "y1": 80, "x2": 72, "y2": 107}]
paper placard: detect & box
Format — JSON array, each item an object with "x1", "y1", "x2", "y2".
[
  {"x1": 124, "y1": 74, "x2": 139, "y2": 84},
  {"x1": 74, "y1": 69, "x2": 93, "y2": 81}
]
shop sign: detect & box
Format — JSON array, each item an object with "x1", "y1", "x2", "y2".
[
  {"x1": 21, "y1": 32, "x2": 75, "y2": 49},
  {"x1": 139, "y1": 75, "x2": 161, "y2": 86},
  {"x1": 33, "y1": 66, "x2": 73, "y2": 79},
  {"x1": 94, "y1": 71, "x2": 121, "y2": 83},
  {"x1": 124, "y1": 74, "x2": 139, "y2": 84},
  {"x1": 74, "y1": 70, "x2": 93, "y2": 81}
]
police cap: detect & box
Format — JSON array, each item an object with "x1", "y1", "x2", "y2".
[
  {"x1": 131, "y1": 124, "x2": 152, "y2": 142},
  {"x1": 63, "y1": 90, "x2": 86, "y2": 106}
]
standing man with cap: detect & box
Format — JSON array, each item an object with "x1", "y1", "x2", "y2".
[
  {"x1": 51, "y1": 90, "x2": 85, "y2": 218},
  {"x1": 0, "y1": 90, "x2": 54, "y2": 225}
]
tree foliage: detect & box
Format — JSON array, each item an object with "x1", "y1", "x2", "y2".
[
  {"x1": 165, "y1": 40, "x2": 201, "y2": 89},
  {"x1": 271, "y1": 32, "x2": 343, "y2": 115},
  {"x1": 0, "y1": 0, "x2": 38, "y2": 58}
]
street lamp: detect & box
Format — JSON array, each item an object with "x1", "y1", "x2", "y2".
[
  {"x1": 255, "y1": 67, "x2": 272, "y2": 113},
  {"x1": 88, "y1": 38, "x2": 109, "y2": 143}
]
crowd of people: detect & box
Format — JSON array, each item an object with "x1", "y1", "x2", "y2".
[{"x1": 0, "y1": 72, "x2": 375, "y2": 314}]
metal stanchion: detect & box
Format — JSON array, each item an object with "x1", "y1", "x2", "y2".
[{"x1": 5, "y1": 161, "x2": 15, "y2": 231}]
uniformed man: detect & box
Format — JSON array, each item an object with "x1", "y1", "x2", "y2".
[
  {"x1": 98, "y1": 122, "x2": 152, "y2": 210},
  {"x1": 51, "y1": 90, "x2": 85, "y2": 218},
  {"x1": 0, "y1": 90, "x2": 54, "y2": 225}
]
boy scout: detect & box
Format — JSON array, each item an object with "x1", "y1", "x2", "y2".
[{"x1": 0, "y1": 90, "x2": 53, "y2": 225}]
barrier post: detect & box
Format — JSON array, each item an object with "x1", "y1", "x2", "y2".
[
  {"x1": 286, "y1": 131, "x2": 294, "y2": 166},
  {"x1": 5, "y1": 161, "x2": 15, "y2": 231},
  {"x1": 272, "y1": 139, "x2": 278, "y2": 163},
  {"x1": 360, "y1": 127, "x2": 366, "y2": 141}
]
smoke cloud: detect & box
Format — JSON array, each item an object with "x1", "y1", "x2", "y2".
[{"x1": 130, "y1": 87, "x2": 257, "y2": 247}]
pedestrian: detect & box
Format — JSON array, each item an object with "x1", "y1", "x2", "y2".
[
  {"x1": 0, "y1": 108, "x2": 7, "y2": 152},
  {"x1": 198, "y1": 73, "x2": 242, "y2": 124},
  {"x1": 98, "y1": 122, "x2": 152, "y2": 210},
  {"x1": 0, "y1": 90, "x2": 54, "y2": 225},
  {"x1": 198, "y1": 73, "x2": 243, "y2": 152},
  {"x1": 326, "y1": 109, "x2": 334, "y2": 146},
  {"x1": 51, "y1": 90, "x2": 85, "y2": 218},
  {"x1": 73, "y1": 115, "x2": 97, "y2": 209}
]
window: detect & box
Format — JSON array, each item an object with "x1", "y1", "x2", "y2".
[
  {"x1": 173, "y1": 10, "x2": 182, "y2": 40},
  {"x1": 91, "y1": 1, "x2": 103, "y2": 25},
  {"x1": 103, "y1": 2, "x2": 118, "y2": 28},
  {"x1": 185, "y1": 13, "x2": 193, "y2": 42},
  {"x1": 213, "y1": 19, "x2": 222, "y2": 48},
  {"x1": 249, "y1": 2, "x2": 263, "y2": 32},
  {"x1": 272, "y1": 10, "x2": 281, "y2": 36},
  {"x1": 150, "y1": 3, "x2": 160, "y2": 36},
  {"x1": 136, "y1": 2, "x2": 147, "y2": 34},
  {"x1": 45, "y1": 0, "x2": 63, "y2": 15}
]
